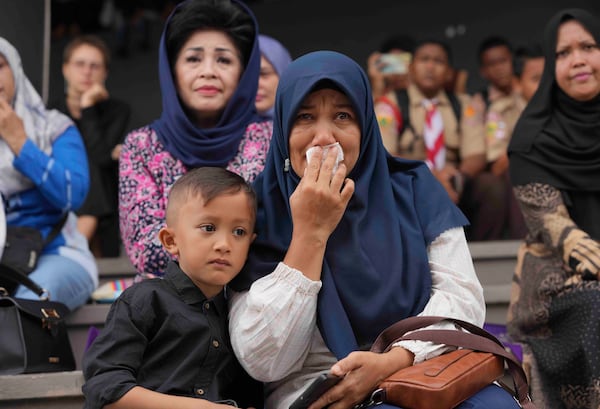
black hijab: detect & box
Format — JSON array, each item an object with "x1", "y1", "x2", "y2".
[{"x1": 508, "y1": 8, "x2": 600, "y2": 239}]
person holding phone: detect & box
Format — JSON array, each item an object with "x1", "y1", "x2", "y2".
[
  {"x1": 52, "y1": 34, "x2": 131, "y2": 257},
  {"x1": 228, "y1": 50, "x2": 519, "y2": 409},
  {"x1": 375, "y1": 38, "x2": 486, "y2": 211},
  {"x1": 367, "y1": 34, "x2": 415, "y2": 101}
]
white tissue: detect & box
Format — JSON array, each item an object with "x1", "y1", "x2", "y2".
[{"x1": 305, "y1": 142, "x2": 345, "y2": 174}]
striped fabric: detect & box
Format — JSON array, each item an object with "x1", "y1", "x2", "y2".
[{"x1": 423, "y1": 99, "x2": 445, "y2": 170}]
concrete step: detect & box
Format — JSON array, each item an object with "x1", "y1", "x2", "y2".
[
  {"x1": 469, "y1": 240, "x2": 520, "y2": 325},
  {"x1": 0, "y1": 371, "x2": 84, "y2": 409},
  {"x1": 95, "y1": 256, "x2": 137, "y2": 282}
]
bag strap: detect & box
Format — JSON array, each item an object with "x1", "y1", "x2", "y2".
[
  {"x1": 0, "y1": 213, "x2": 69, "y2": 299},
  {"x1": 394, "y1": 89, "x2": 412, "y2": 137},
  {"x1": 43, "y1": 213, "x2": 69, "y2": 247},
  {"x1": 370, "y1": 316, "x2": 535, "y2": 409},
  {"x1": 0, "y1": 263, "x2": 46, "y2": 297}
]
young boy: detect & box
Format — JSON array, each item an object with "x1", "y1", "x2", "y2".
[
  {"x1": 374, "y1": 38, "x2": 486, "y2": 205},
  {"x1": 514, "y1": 44, "x2": 544, "y2": 102},
  {"x1": 82, "y1": 167, "x2": 261, "y2": 409}
]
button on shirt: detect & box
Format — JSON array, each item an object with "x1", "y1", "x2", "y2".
[{"x1": 82, "y1": 261, "x2": 262, "y2": 409}]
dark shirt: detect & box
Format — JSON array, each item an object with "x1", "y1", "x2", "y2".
[
  {"x1": 49, "y1": 97, "x2": 131, "y2": 218},
  {"x1": 82, "y1": 261, "x2": 262, "y2": 409}
]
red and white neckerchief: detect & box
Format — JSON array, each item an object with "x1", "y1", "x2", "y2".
[{"x1": 423, "y1": 98, "x2": 445, "y2": 170}]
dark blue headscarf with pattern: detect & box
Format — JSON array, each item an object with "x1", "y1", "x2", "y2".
[
  {"x1": 151, "y1": 0, "x2": 261, "y2": 169},
  {"x1": 230, "y1": 50, "x2": 468, "y2": 359}
]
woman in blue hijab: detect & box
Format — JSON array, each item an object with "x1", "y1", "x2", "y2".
[
  {"x1": 256, "y1": 34, "x2": 292, "y2": 120},
  {"x1": 119, "y1": 0, "x2": 273, "y2": 277},
  {"x1": 229, "y1": 50, "x2": 519, "y2": 408}
]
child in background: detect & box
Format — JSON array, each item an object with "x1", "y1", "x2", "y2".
[
  {"x1": 82, "y1": 167, "x2": 261, "y2": 409},
  {"x1": 514, "y1": 44, "x2": 545, "y2": 102}
]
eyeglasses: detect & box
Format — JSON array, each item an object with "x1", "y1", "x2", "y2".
[{"x1": 69, "y1": 59, "x2": 105, "y2": 72}]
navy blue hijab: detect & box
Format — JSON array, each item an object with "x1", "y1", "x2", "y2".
[
  {"x1": 151, "y1": 0, "x2": 262, "y2": 169},
  {"x1": 230, "y1": 51, "x2": 468, "y2": 359}
]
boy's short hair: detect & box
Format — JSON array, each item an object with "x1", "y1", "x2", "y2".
[
  {"x1": 514, "y1": 43, "x2": 544, "y2": 77},
  {"x1": 166, "y1": 167, "x2": 256, "y2": 224},
  {"x1": 413, "y1": 38, "x2": 453, "y2": 65},
  {"x1": 477, "y1": 36, "x2": 513, "y2": 64},
  {"x1": 379, "y1": 34, "x2": 416, "y2": 54}
]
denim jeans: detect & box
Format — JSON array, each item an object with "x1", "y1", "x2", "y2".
[
  {"x1": 457, "y1": 384, "x2": 521, "y2": 408},
  {"x1": 376, "y1": 384, "x2": 521, "y2": 408},
  {"x1": 14, "y1": 254, "x2": 95, "y2": 311}
]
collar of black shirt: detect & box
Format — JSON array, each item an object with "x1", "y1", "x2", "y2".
[{"x1": 164, "y1": 261, "x2": 227, "y2": 316}]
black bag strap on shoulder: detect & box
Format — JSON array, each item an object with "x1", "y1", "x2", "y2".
[
  {"x1": 394, "y1": 89, "x2": 413, "y2": 137},
  {"x1": 447, "y1": 92, "x2": 462, "y2": 130},
  {"x1": 394, "y1": 89, "x2": 462, "y2": 136},
  {"x1": 480, "y1": 88, "x2": 491, "y2": 110},
  {"x1": 44, "y1": 213, "x2": 69, "y2": 248}
]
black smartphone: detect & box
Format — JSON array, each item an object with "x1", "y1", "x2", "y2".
[{"x1": 289, "y1": 373, "x2": 342, "y2": 409}]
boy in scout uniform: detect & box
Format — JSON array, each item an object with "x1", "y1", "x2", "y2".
[
  {"x1": 375, "y1": 39, "x2": 488, "y2": 229},
  {"x1": 470, "y1": 37, "x2": 529, "y2": 240}
]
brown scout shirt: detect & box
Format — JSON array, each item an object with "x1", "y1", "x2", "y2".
[
  {"x1": 484, "y1": 92, "x2": 526, "y2": 163},
  {"x1": 375, "y1": 83, "x2": 485, "y2": 168}
]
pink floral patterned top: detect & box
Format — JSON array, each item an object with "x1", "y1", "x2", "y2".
[{"x1": 119, "y1": 121, "x2": 273, "y2": 277}]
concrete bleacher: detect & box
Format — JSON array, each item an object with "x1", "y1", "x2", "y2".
[
  {"x1": 469, "y1": 240, "x2": 520, "y2": 324},
  {"x1": 0, "y1": 240, "x2": 520, "y2": 408}
]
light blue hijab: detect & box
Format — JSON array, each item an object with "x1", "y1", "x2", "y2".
[{"x1": 257, "y1": 34, "x2": 291, "y2": 120}]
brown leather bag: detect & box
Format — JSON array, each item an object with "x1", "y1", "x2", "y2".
[{"x1": 360, "y1": 316, "x2": 537, "y2": 409}]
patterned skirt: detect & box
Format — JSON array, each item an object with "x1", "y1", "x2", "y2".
[{"x1": 507, "y1": 242, "x2": 600, "y2": 409}]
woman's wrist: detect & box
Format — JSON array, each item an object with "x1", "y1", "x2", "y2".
[
  {"x1": 4, "y1": 127, "x2": 27, "y2": 155},
  {"x1": 283, "y1": 230, "x2": 328, "y2": 281},
  {"x1": 385, "y1": 346, "x2": 415, "y2": 373}
]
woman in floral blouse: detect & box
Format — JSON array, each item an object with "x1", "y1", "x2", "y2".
[{"x1": 119, "y1": 0, "x2": 272, "y2": 277}]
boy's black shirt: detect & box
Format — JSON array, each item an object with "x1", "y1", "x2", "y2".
[{"x1": 82, "y1": 261, "x2": 263, "y2": 409}]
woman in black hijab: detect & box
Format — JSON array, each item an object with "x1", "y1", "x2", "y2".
[{"x1": 506, "y1": 8, "x2": 600, "y2": 408}]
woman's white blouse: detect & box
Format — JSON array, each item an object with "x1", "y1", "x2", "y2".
[{"x1": 229, "y1": 226, "x2": 484, "y2": 409}]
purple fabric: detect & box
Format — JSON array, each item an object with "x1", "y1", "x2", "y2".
[
  {"x1": 85, "y1": 326, "x2": 100, "y2": 352},
  {"x1": 484, "y1": 323, "x2": 523, "y2": 362}
]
